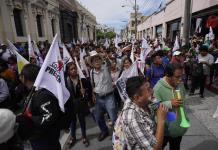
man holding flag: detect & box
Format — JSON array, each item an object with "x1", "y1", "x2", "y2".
[
  {"x1": 17, "y1": 64, "x2": 62, "y2": 150},
  {"x1": 16, "y1": 34, "x2": 70, "y2": 150}
]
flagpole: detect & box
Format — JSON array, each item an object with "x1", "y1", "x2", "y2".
[
  {"x1": 79, "y1": 79, "x2": 85, "y2": 98},
  {"x1": 22, "y1": 86, "x2": 35, "y2": 114}
]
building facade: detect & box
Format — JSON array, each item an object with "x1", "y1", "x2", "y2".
[
  {"x1": 75, "y1": 0, "x2": 97, "y2": 42},
  {"x1": 137, "y1": 0, "x2": 218, "y2": 42},
  {"x1": 0, "y1": 0, "x2": 97, "y2": 44},
  {"x1": 128, "y1": 12, "x2": 142, "y2": 39},
  {"x1": 59, "y1": 0, "x2": 78, "y2": 43},
  {"x1": 0, "y1": 0, "x2": 60, "y2": 43}
]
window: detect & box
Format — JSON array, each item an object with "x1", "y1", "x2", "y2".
[
  {"x1": 51, "y1": 19, "x2": 56, "y2": 36},
  {"x1": 36, "y1": 15, "x2": 44, "y2": 37},
  {"x1": 132, "y1": 21, "x2": 135, "y2": 27},
  {"x1": 13, "y1": 9, "x2": 24, "y2": 36}
]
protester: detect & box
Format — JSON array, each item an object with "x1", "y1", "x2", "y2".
[
  {"x1": 110, "y1": 57, "x2": 122, "y2": 108},
  {"x1": 171, "y1": 51, "x2": 183, "y2": 64},
  {"x1": 0, "y1": 109, "x2": 18, "y2": 150},
  {"x1": 119, "y1": 57, "x2": 133, "y2": 77},
  {"x1": 190, "y1": 45, "x2": 214, "y2": 98},
  {"x1": 145, "y1": 52, "x2": 165, "y2": 88},
  {"x1": 0, "y1": 78, "x2": 9, "y2": 108},
  {"x1": 65, "y1": 62, "x2": 91, "y2": 148},
  {"x1": 89, "y1": 50, "x2": 117, "y2": 141},
  {"x1": 0, "y1": 60, "x2": 16, "y2": 82},
  {"x1": 0, "y1": 44, "x2": 12, "y2": 62},
  {"x1": 154, "y1": 63, "x2": 188, "y2": 150},
  {"x1": 16, "y1": 64, "x2": 62, "y2": 150},
  {"x1": 113, "y1": 76, "x2": 168, "y2": 150}
]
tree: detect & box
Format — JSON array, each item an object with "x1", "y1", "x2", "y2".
[
  {"x1": 105, "y1": 31, "x2": 116, "y2": 39},
  {"x1": 97, "y1": 29, "x2": 105, "y2": 40},
  {"x1": 97, "y1": 30, "x2": 116, "y2": 41}
]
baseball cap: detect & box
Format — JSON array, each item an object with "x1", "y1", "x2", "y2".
[{"x1": 173, "y1": 51, "x2": 182, "y2": 56}]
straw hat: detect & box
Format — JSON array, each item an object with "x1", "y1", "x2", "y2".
[{"x1": 87, "y1": 50, "x2": 103, "y2": 66}]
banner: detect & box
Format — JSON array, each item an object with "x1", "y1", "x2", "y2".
[
  {"x1": 116, "y1": 61, "x2": 138, "y2": 102},
  {"x1": 34, "y1": 34, "x2": 70, "y2": 112}
]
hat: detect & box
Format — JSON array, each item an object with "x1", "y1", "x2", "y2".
[
  {"x1": 173, "y1": 51, "x2": 182, "y2": 56},
  {"x1": 87, "y1": 51, "x2": 103, "y2": 66},
  {"x1": 199, "y1": 45, "x2": 209, "y2": 52},
  {"x1": 0, "y1": 109, "x2": 16, "y2": 144},
  {"x1": 163, "y1": 46, "x2": 170, "y2": 51}
]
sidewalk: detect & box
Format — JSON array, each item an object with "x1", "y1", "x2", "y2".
[{"x1": 60, "y1": 90, "x2": 218, "y2": 150}]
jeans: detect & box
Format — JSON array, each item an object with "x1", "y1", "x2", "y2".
[
  {"x1": 162, "y1": 136, "x2": 182, "y2": 150},
  {"x1": 30, "y1": 132, "x2": 61, "y2": 150},
  {"x1": 190, "y1": 75, "x2": 207, "y2": 95},
  {"x1": 95, "y1": 93, "x2": 117, "y2": 133},
  {"x1": 70, "y1": 113, "x2": 86, "y2": 139}
]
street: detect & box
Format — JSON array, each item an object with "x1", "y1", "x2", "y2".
[{"x1": 60, "y1": 89, "x2": 218, "y2": 150}]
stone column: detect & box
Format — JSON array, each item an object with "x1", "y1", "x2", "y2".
[
  {"x1": 162, "y1": 22, "x2": 167, "y2": 39},
  {"x1": 1, "y1": 0, "x2": 15, "y2": 42}
]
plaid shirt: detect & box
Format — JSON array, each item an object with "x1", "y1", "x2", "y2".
[{"x1": 122, "y1": 101, "x2": 157, "y2": 150}]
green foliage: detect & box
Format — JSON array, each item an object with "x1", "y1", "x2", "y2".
[
  {"x1": 97, "y1": 30, "x2": 116, "y2": 40},
  {"x1": 105, "y1": 31, "x2": 116, "y2": 39}
]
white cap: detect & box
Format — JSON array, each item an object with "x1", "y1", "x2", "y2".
[
  {"x1": 173, "y1": 51, "x2": 182, "y2": 56},
  {"x1": 0, "y1": 109, "x2": 16, "y2": 144}
]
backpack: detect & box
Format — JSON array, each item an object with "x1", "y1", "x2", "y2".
[
  {"x1": 190, "y1": 60, "x2": 203, "y2": 77},
  {"x1": 112, "y1": 110, "x2": 127, "y2": 150}
]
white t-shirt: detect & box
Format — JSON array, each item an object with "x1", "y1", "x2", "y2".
[{"x1": 198, "y1": 53, "x2": 214, "y2": 75}]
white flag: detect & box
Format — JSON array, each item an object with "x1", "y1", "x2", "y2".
[
  {"x1": 28, "y1": 35, "x2": 36, "y2": 58},
  {"x1": 34, "y1": 34, "x2": 70, "y2": 112},
  {"x1": 81, "y1": 37, "x2": 85, "y2": 44},
  {"x1": 141, "y1": 38, "x2": 149, "y2": 49},
  {"x1": 74, "y1": 57, "x2": 85, "y2": 79},
  {"x1": 140, "y1": 38, "x2": 152, "y2": 62},
  {"x1": 33, "y1": 41, "x2": 41, "y2": 57},
  {"x1": 63, "y1": 44, "x2": 73, "y2": 65},
  {"x1": 80, "y1": 49, "x2": 89, "y2": 77},
  {"x1": 104, "y1": 38, "x2": 110, "y2": 49},
  {"x1": 114, "y1": 35, "x2": 121, "y2": 48},
  {"x1": 130, "y1": 45, "x2": 135, "y2": 63},
  {"x1": 116, "y1": 61, "x2": 139, "y2": 102},
  {"x1": 215, "y1": 58, "x2": 218, "y2": 64},
  {"x1": 209, "y1": 26, "x2": 215, "y2": 41},
  {"x1": 172, "y1": 36, "x2": 180, "y2": 52},
  {"x1": 7, "y1": 40, "x2": 29, "y2": 74}
]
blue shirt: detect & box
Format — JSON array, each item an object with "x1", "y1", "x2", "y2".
[
  {"x1": 146, "y1": 64, "x2": 165, "y2": 88},
  {"x1": 162, "y1": 56, "x2": 170, "y2": 66}
]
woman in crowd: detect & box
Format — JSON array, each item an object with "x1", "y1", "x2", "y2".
[
  {"x1": 118, "y1": 57, "x2": 133, "y2": 77},
  {"x1": 110, "y1": 57, "x2": 122, "y2": 108},
  {"x1": 65, "y1": 62, "x2": 92, "y2": 148}
]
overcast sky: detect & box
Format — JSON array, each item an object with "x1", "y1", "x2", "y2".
[{"x1": 77, "y1": 0, "x2": 165, "y2": 32}]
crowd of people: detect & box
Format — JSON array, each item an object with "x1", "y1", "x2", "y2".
[{"x1": 0, "y1": 32, "x2": 218, "y2": 150}]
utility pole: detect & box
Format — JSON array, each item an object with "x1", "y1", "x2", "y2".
[
  {"x1": 134, "y1": 0, "x2": 137, "y2": 40},
  {"x1": 182, "y1": 0, "x2": 192, "y2": 46}
]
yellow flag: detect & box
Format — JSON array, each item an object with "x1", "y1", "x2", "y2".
[{"x1": 7, "y1": 40, "x2": 29, "y2": 73}]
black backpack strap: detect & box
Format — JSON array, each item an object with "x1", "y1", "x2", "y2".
[{"x1": 90, "y1": 69, "x2": 95, "y2": 88}]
